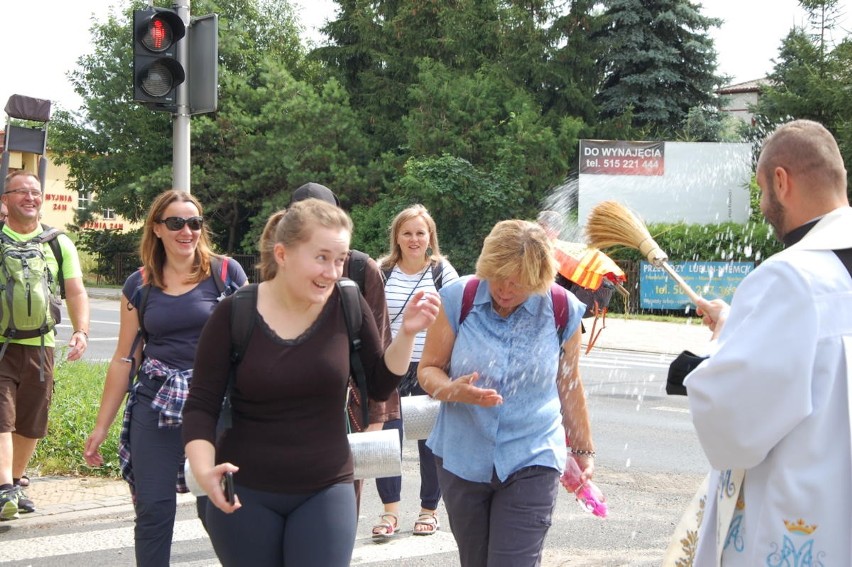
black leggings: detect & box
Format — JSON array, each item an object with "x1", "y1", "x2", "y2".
[{"x1": 206, "y1": 482, "x2": 357, "y2": 566}]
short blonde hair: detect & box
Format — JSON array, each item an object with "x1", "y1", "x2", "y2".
[
  {"x1": 257, "y1": 198, "x2": 353, "y2": 281},
  {"x1": 475, "y1": 220, "x2": 556, "y2": 294}
]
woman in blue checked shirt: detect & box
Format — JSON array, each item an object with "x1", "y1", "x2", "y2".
[
  {"x1": 418, "y1": 219, "x2": 596, "y2": 567},
  {"x1": 83, "y1": 190, "x2": 247, "y2": 566}
]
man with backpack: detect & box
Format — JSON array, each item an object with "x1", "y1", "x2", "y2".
[{"x1": 0, "y1": 171, "x2": 90, "y2": 520}]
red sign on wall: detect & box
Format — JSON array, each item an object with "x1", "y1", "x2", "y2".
[{"x1": 579, "y1": 140, "x2": 665, "y2": 176}]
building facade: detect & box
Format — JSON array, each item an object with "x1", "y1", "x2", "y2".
[{"x1": 1, "y1": 130, "x2": 134, "y2": 232}]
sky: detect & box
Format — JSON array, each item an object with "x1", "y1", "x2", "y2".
[{"x1": 0, "y1": 0, "x2": 849, "y2": 115}]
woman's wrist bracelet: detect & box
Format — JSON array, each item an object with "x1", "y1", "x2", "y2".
[
  {"x1": 570, "y1": 448, "x2": 596, "y2": 458},
  {"x1": 74, "y1": 330, "x2": 89, "y2": 340}
]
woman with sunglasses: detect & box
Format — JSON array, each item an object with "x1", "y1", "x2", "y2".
[{"x1": 83, "y1": 190, "x2": 247, "y2": 566}]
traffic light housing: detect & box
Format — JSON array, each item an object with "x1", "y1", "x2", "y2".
[{"x1": 133, "y1": 7, "x2": 186, "y2": 111}]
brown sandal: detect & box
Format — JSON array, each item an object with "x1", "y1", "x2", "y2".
[
  {"x1": 372, "y1": 512, "x2": 399, "y2": 543},
  {"x1": 413, "y1": 511, "x2": 439, "y2": 535}
]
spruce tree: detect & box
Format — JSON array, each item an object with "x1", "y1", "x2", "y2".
[{"x1": 595, "y1": 0, "x2": 724, "y2": 136}]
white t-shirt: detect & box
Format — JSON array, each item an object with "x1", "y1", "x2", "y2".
[{"x1": 384, "y1": 261, "x2": 459, "y2": 362}]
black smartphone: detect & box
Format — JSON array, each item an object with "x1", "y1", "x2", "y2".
[{"x1": 221, "y1": 471, "x2": 235, "y2": 505}]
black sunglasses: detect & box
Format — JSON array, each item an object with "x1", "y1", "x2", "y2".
[{"x1": 156, "y1": 216, "x2": 204, "y2": 231}]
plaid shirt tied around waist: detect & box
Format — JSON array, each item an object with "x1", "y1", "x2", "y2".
[{"x1": 118, "y1": 357, "x2": 192, "y2": 495}]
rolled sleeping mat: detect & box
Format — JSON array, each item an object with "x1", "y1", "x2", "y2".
[
  {"x1": 400, "y1": 395, "x2": 441, "y2": 441},
  {"x1": 184, "y1": 459, "x2": 204, "y2": 497},
  {"x1": 183, "y1": 428, "x2": 403, "y2": 497},
  {"x1": 348, "y1": 428, "x2": 401, "y2": 480}
]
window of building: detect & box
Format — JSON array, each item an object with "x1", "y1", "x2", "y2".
[{"x1": 78, "y1": 191, "x2": 91, "y2": 211}]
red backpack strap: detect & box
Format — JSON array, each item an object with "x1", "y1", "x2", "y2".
[
  {"x1": 219, "y1": 256, "x2": 229, "y2": 283},
  {"x1": 550, "y1": 283, "x2": 569, "y2": 342},
  {"x1": 459, "y1": 277, "x2": 480, "y2": 326}
]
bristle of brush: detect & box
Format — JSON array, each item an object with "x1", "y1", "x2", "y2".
[{"x1": 584, "y1": 200, "x2": 654, "y2": 251}]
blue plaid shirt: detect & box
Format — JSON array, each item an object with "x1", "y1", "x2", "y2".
[{"x1": 119, "y1": 357, "x2": 191, "y2": 495}]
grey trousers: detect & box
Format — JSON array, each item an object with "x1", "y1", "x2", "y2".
[{"x1": 436, "y1": 458, "x2": 560, "y2": 567}]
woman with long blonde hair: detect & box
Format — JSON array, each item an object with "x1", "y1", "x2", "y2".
[{"x1": 371, "y1": 204, "x2": 460, "y2": 540}]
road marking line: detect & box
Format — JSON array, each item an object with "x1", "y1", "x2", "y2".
[
  {"x1": 351, "y1": 532, "x2": 457, "y2": 563},
  {"x1": 653, "y1": 406, "x2": 690, "y2": 414},
  {"x1": 3, "y1": 519, "x2": 207, "y2": 561}
]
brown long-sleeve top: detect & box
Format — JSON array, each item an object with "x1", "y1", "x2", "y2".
[
  {"x1": 346, "y1": 253, "x2": 400, "y2": 423},
  {"x1": 182, "y1": 285, "x2": 403, "y2": 493}
]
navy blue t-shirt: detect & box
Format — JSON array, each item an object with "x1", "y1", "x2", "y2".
[{"x1": 122, "y1": 259, "x2": 247, "y2": 370}]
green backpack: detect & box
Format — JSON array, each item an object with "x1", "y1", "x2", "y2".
[{"x1": 0, "y1": 224, "x2": 64, "y2": 381}]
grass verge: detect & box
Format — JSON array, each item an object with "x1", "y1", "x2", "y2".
[{"x1": 31, "y1": 359, "x2": 123, "y2": 479}]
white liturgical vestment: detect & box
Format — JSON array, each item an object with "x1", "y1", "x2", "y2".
[{"x1": 686, "y1": 206, "x2": 852, "y2": 566}]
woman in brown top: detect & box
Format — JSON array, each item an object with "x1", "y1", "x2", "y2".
[{"x1": 182, "y1": 198, "x2": 440, "y2": 566}]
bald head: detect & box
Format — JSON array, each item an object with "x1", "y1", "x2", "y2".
[{"x1": 758, "y1": 120, "x2": 847, "y2": 202}]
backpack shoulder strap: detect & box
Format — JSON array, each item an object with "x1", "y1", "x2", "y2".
[
  {"x1": 381, "y1": 265, "x2": 393, "y2": 284},
  {"x1": 40, "y1": 225, "x2": 65, "y2": 302},
  {"x1": 124, "y1": 269, "x2": 149, "y2": 390},
  {"x1": 459, "y1": 277, "x2": 480, "y2": 326},
  {"x1": 431, "y1": 260, "x2": 445, "y2": 291},
  {"x1": 550, "y1": 283, "x2": 569, "y2": 343},
  {"x1": 46, "y1": 237, "x2": 65, "y2": 299},
  {"x1": 222, "y1": 284, "x2": 258, "y2": 429},
  {"x1": 134, "y1": 267, "x2": 153, "y2": 343},
  {"x1": 209, "y1": 255, "x2": 228, "y2": 296},
  {"x1": 347, "y1": 250, "x2": 369, "y2": 295},
  {"x1": 458, "y1": 279, "x2": 569, "y2": 343},
  {"x1": 338, "y1": 278, "x2": 368, "y2": 426}
]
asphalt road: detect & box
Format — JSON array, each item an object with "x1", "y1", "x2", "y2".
[{"x1": 7, "y1": 338, "x2": 707, "y2": 566}]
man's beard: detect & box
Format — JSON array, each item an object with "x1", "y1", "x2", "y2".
[{"x1": 764, "y1": 188, "x2": 786, "y2": 241}]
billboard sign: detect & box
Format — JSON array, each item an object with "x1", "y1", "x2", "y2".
[{"x1": 640, "y1": 261, "x2": 754, "y2": 309}]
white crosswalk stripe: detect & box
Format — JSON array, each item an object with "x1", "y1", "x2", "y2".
[
  {"x1": 4, "y1": 516, "x2": 457, "y2": 565},
  {"x1": 4, "y1": 519, "x2": 207, "y2": 562}
]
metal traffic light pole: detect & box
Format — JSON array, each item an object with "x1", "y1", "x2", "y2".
[
  {"x1": 173, "y1": 0, "x2": 191, "y2": 193},
  {"x1": 133, "y1": 1, "x2": 217, "y2": 193}
]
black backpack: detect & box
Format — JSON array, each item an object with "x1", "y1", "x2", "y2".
[
  {"x1": 346, "y1": 249, "x2": 370, "y2": 294},
  {"x1": 220, "y1": 278, "x2": 368, "y2": 429}
]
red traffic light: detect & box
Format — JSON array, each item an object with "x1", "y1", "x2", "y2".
[
  {"x1": 132, "y1": 8, "x2": 187, "y2": 110},
  {"x1": 143, "y1": 17, "x2": 173, "y2": 52},
  {"x1": 134, "y1": 9, "x2": 185, "y2": 55}
]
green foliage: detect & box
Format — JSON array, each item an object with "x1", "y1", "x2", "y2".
[
  {"x1": 595, "y1": 0, "x2": 725, "y2": 137},
  {"x1": 747, "y1": 175, "x2": 763, "y2": 223},
  {"x1": 751, "y1": 6, "x2": 852, "y2": 198},
  {"x1": 50, "y1": 0, "x2": 366, "y2": 255},
  {"x1": 32, "y1": 360, "x2": 121, "y2": 478},
  {"x1": 349, "y1": 195, "x2": 409, "y2": 260},
  {"x1": 394, "y1": 155, "x2": 532, "y2": 274},
  {"x1": 74, "y1": 228, "x2": 142, "y2": 285},
  {"x1": 544, "y1": 0, "x2": 605, "y2": 126},
  {"x1": 404, "y1": 60, "x2": 572, "y2": 197},
  {"x1": 604, "y1": 220, "x2": 784, "y2": 264},
  {"x1": 678, "y1": 106, "x2": 742, "y2": 143}
]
